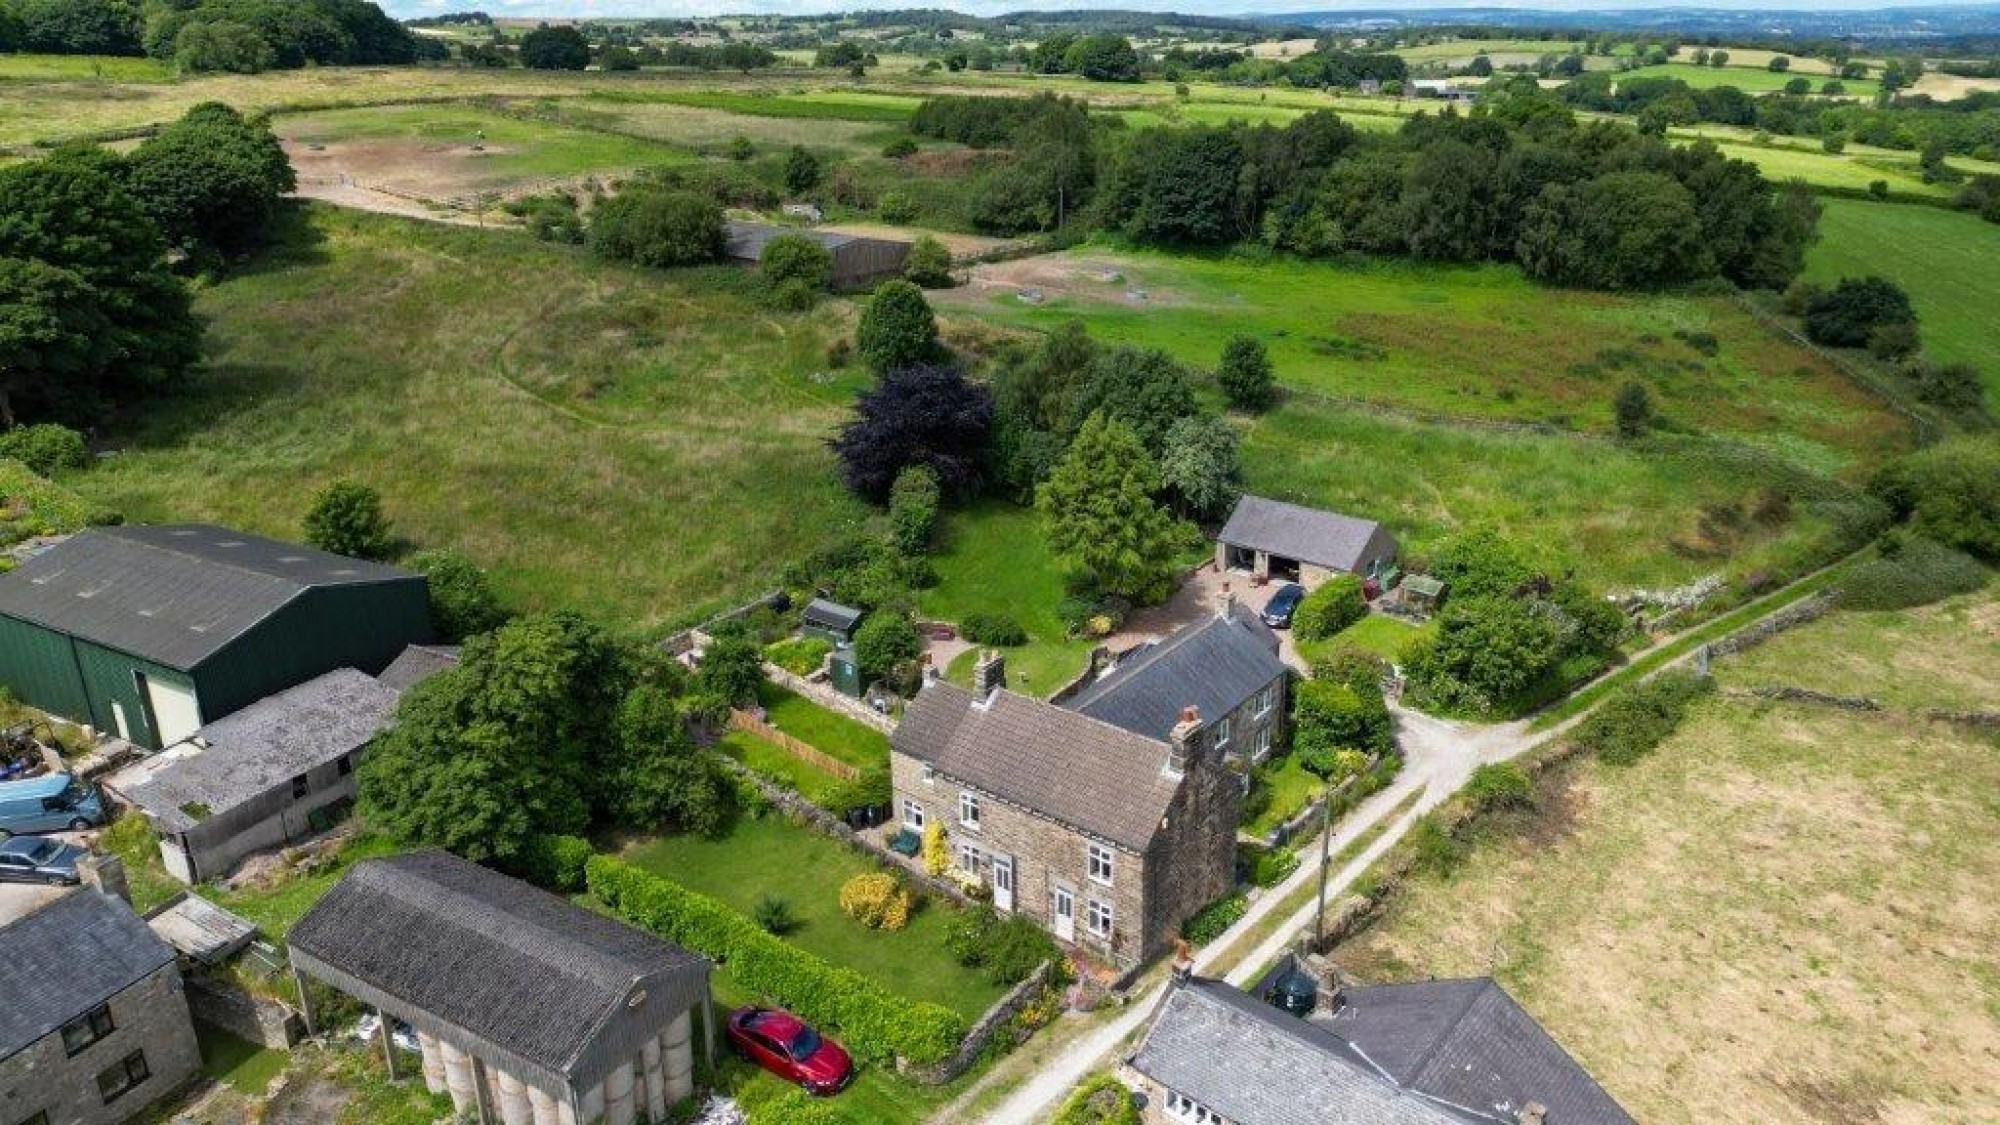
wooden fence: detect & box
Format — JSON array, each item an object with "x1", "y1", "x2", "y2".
[{"x1": 728, "y1": 709, "x2": 861, "y2": 781}]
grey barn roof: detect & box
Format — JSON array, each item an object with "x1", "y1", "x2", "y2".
[
  {"x1": 724, "y1": 221, "x2": 863, "y2": 260},
  {"x1": 1320, "y1": 979, "x2": 1634, "y2": 1125},
  {"x1": 801, "y1": 598, "x2": 863, "y2": 633},
  {"x1": 1065, "y1": 604, "x2": 1285, "y2": 743},
  {"x1": 376, "y1": 644, "x2": 461, "y2": 693},
  {"x1": 0, "y1": 525, "x2": 418, "y2": 670},
  {"x1": 1131, "y1": 977, "x2": 1473, "y2": 1125},
  {"x1": 120, "y1": 668, "x2": 401, "y2": 834},
  {"x1": 892, "y1": 681, "x2": 1180, "y2": 852},
  {"x1": 0, "y1": 891, "x2": 175, "y2": 1062},
  {"x1": 289, "y1": 851, "x2": 710, "y2": 1098},
  {"x1": 1218, "y1": 495, "x2": 1396, "y2": 573}
]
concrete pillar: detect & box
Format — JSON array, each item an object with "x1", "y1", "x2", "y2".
[
  {"x1": 578, "y1": 1077, "x2": 605, "y2": 1125},
  {"x1": 603, "y1": 1060, "x2": 636, "y2": 1125},
  {"x1": 440, "y1": 1038, "x2": 478, "y2": 1117},
  {"x1": 496, "y1": 1068, "x2": 533, "y2": 1125},
  {"x1": 641, "y1": 1039, "x2": 667, "y2": 1123},
  {"x1": 557, "y1": 1092, "x2": 580, "y2": 1125},
  {"x1": 662, "y1": 1011, "x2": 695, "y2": 1103},
  {"x1": 528, "y1": 1084, "x2": 562, "y2": 1125},
  {"x1": 417, "y1": 1032, "x2": 447, "y2": 1096}
]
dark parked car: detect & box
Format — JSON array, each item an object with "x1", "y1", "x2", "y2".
[
  {"x1": 1261, "y1": 583, "x2": 1307, "y2": 628},
  {"x1": 0, "y1": 835, "x2": 85, "y2": 885},
  {"x1": 726, "y1": 1006, "x2": 853, "y2": 1095}
]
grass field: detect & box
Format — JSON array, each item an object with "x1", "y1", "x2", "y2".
[
  {"x1": 1715, "y1": 591, "x2": 1997, "y2": 712},
  {"x1": 1299, "y1": 612, "x2": 1434, "y2": 668},
  {"x1": 1806, "y1": 199, "x2": 2000, "y2": 397},
  {"x1": 72, "y1": 205, "x2": 869, "y2": 628},
  {"x1": 921, "y1": 503, "x2": 1095, "y2": 697},
  {"x1": 625, "y1": 816, "x2": 1007, "y2": 1019},
  {"x1": 0, "y1": 53, "x2": 176, "y2": 82},
  {"x1": 940, "y1": 246, "x2": 1910, "y2": 471},
  {"x1": 1392, "y1": 39, "x2": 1588, "y2": 63},
  {"x1": 1635, "y1": 61, "x2": 1879, "y2": 98},
  {"x1": 1337, "y1": 605, "x2": 2000, "y2": 1121}
]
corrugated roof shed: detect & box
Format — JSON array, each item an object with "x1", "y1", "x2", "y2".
[
  {"x1": 1131, "y1": 977, "x2": 1474, "y2": 1125},
  {"x1": 1218, "y1": 495, "x2": 1395, "y2": 573},
  {"x1": 376, "y1": 644, "x2": 461, "y2": 693},
  {"x1": 0, "y1": 525, "x2": 417, "y2": 671},
  {"x1": 289, "y1": 851, "x2": 710, "y2": 1095},
  {"x1": 1065, "y1": 604, "x2": 1285, "y2": 743},
  {"x1": 118, "y1": 668, "x2": 400, "y2": 833},
  {"x1": 723, "y1": 221, "x2": 859, "y2": 260},
  {"x1": 893, "y1": 682, "x2": 1179, "y2": 852},
  {"x1": 0, "y1": 891, "x2": 175, "y2": 1061}
]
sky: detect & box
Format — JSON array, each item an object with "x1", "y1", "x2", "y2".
[{"x1": 381, "y1": 0, "x2": 2000, "y2": 18}]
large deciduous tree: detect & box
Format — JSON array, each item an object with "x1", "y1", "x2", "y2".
[
  {"x1": 0, "y1": 148, "x2": 199, "y2": 427},
  {"x1": 519, "y1": 23, "x2": 589, "y2": 70},
  {"x1": 1517, "y1": 171, "x2": 1710, "y2": 289},
  {"x1": 587, "y1": 188, "x2": 724, "y2": 268},
  {"x1": 1066, "y1": 345, "x2": 1198, "y2": 455},
  {"x1": 1158, "y1": 415, "x2": 1241, "y2": 522},
  {"x1": 831, "y1": 363, "x2": 992, "y2": 501},
  {"x1": 124, "y1": 102, "x2": 296, "y2": 258},
  {"x1": 1037, "y1": 411, "x2": 1180, "y2": 603}
]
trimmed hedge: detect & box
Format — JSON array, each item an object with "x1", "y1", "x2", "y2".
[
  {"x1": 1572, "y1": 672, "x2": 1713, "y2": 766},
  {"x1": 1180, "y1": 892, "x2": 1247, "y2": 945},
  {"x1": 501, "y1": 834, "x2": 593, "y2": 892},
  {"x1": 586, "y1": 856, "x2": 967, "y2": 1065}
]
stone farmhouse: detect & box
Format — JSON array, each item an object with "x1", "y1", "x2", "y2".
[
  {"x1": 890, "y1": 652, "x2": 1241, "y2": 970},
  {"x1": 1216, "y1": 495, "x2": 1399, "y2": 589},
  {"x1": 1060, "y1": 597, "x2": 1289, "y2": 766},
  {"x1": 289, "y1": 850, "x2": 713, "y2": 1125},
  {"x1": 0, "y1": 891, "x2": 201, "y2": 1125}
]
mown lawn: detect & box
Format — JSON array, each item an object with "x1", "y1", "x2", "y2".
[
  {"x1": 919, "y1": 503, "x2": 1094, "y2": 698},
  {"x1": 1245, "y1": 753, "x2": 1324, "y2": 839},
  {"x1": 720, "y1": 730, "x2": 849, "y2": 807},
  {"x1": 1806, "y1": 198, "x2": 2000, "y2": 398},
  {"x1": 625, "y1": 815, "x2": 1007, "y2": 1020},
  {"x1": 938, "y1": 246, "x2": 1908, "y2": 471},
  {"x1": 1299, "y1": 612, "x2": 1434, "y2": 668},
  {"x1": 755, "y1": 682, "x2": 890, "y2": 771},
  {"x1": 72, "y1": 205, "x2": 870, "y2": 629}
]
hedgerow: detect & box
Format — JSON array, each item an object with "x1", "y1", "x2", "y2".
[
  {"x1": 1180, "y1": 892, "x2": 1247, "y2": 945},
  {"x1": 501, "y1": 834, "x2": 594, "y2": 892},
  {"x1": 585, "y1": 856, "x2": 967, "y2": 1065},
  {"x1": 1572, "y1": 671, "x2": 1714, "y2": 766}
]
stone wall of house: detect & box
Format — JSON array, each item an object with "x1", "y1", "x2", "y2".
[
  {"x1": 1142, "y1": 729, "x2": 1243, "y2": 965},
  {"x1": 891, "y1": 749, "x2": 1153, "y2": 969},
  {"x1": 185, "y1": 973, "x2": 302, "y2": 1050},
  {"x1": 0, "y1": 964, "x2": 202, "y2": 1125}
]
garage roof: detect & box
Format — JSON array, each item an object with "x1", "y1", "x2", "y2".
[
  {"x1": 0, "y1": 526, "x2": 418, "y2": 671},
  {"x1": 1217, "y1": 495, "x2": 1395, "y2": 574}
]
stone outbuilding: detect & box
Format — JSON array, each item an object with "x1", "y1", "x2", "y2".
[
  {"x1": 288, "y1": 851, "x2": 713, "y2": 1125},
  {"x1": 0, "y1": 890, "x2": 201, "y2": 1125},
  {"x1": 1215, "y1": 495, "x2": 1399, "y2": 589},
  {"x1": 110, "y1": 668, "x2": 402, "y2": 884},
  {"x1": 891, "y1": 652, "x2": 1241, "y2": 970}
]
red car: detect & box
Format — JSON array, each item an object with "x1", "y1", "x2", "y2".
[{"x1": 726, "y1": 1007, "x2": 854, "y2": 1095}]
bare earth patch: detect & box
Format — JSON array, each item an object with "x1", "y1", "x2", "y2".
[
  {"x1": 1337, "y1": 684, "x2": 2000, "y2": 1123},
  {"x1": 943, "y1": 252, "x2": 1191, "y2": 309}
]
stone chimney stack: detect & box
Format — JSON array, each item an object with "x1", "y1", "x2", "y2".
[
  {"x1": 1220, "y1": 582, "x2": 1235, "y2": 620},
  {"x1": 972, "y1": 649, "x2": 1006, "y2": 701},
  {"x1": 1516, "y1": 1103, "x2": 1548, "y2": 1125},
  {"x1": 1168, "y1": 705, "x2": 1201, "y2": 773},
  {"x1": 1171, "y1": 938, "x2": 1194, "y2": 982},
  {"x1": 78, "y1": 852, "x2": 130, "y2": 906}
]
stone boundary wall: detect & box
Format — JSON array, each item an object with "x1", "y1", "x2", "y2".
[
  {"x1": 185, "y1": 974, "x2": 302, "y2": 1050},
  {"x1": 727, "y1": 709, "x2": 861, "y2": 780},
  {"x1": 763, "y1": 663, "x2": 897, "y2": 735},
  {"x1": 1706, "y1": 591, "x2": 1838, "y2": 658},
  {"x1": 901, "y1": 960, "x2": 1054, "y2": 1085}
]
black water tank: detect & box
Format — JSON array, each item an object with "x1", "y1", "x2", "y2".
[{"x1": 1267, "y1": 965, "x2": 1319, "y2": 1017}]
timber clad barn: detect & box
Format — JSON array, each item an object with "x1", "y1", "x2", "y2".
[
  {"x1": 723, "y1": 221, "x2": 912, "y2": 288},
  {"x1": 0, "y1": 525, "x2": 431, "y2": 751}
]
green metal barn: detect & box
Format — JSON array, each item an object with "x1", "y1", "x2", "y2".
[{"x1": 0, "y1": 525, "x2": 432, "y2": 750}]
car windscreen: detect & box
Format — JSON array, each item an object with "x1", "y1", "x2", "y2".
[
  {"x1": 787, "y1": 1027, "x2": 822, "y2": 1062},
  {"x1": 27, "y1": 838, "x2": 59, "y2": 862}
]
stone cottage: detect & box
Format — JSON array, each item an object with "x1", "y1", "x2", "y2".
[{"x1": 890, "y1": 653, "x2": 1241, "y2": 969}]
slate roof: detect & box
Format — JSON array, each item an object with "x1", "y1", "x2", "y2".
[
  {"x1": 892, "y1": 681, "x2": 1180, "y2": 852},
  {"x1": 801, "y1": 598, "x2": 864, "y2": 633},
  {"x1": 1130, "y1": 976, "x2": 1474, "y2": 1125},
  {"x1": 1218, "y1": 495, "x2": 1396, "y2": 573},
  {"x1": 1320, "y1": 979, "x2": 1634, "y2": 1124},
  {"x1": 0, "y1": 525, "x2": 418, "y2": 670},
  {"x1": 376, "y1": 644, "x2": 461, "y2": 693},
  {"x1": 0, "y1": 891, "x2": 176, "y2": 1062},
  {"x1": 1065, "y1": 604, "x2": 1285, "y2": 743},
  {"x1": 119, "y1": 669, "x2": 400, "y2": 833}
]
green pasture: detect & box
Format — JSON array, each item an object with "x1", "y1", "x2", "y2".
[
  {"x1": 275, "y1": 103, "x2": 694, "y2": 188},
  {"x1": 566, "y1": 93, "x2": 904, "y2": 155},
  {"x1": 72, "y1": 205, "x2": 870, "y2": 630},
  {"x1": 1629, "y1": 61, "x2": 1879, "y2": 98},
  {"x1": 0, "y1": 53, "x2": 176, "y2": 83},
  {"x1": 939, "y1": 246, "x2": 1909, "y2": 471},
  {"x1": 628, "y1": 88, "x2": 922, "y2": 123},
  {"x1": 1806, "y1": 198, "x2": 2000, "y2": 396},
  {"x1": 1393, "y1": 39, "x2": 1588, "y2": 63}
]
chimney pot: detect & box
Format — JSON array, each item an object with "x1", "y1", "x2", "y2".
[{"x1": 1516, "y1": 1103, "x2": 1548, "y2": 1125}]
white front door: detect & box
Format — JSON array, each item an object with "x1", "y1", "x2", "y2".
[
  {"x1": 992, "y1": 855, "x2": 1014, "y2": 913},
  {"x1": 1052, "y1": 883, "x2": 1075, "y2": 942}
]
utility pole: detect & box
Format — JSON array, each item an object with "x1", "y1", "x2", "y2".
[{"x1": 1313, "y1": 785, "x2": 1332, "y2": 948}]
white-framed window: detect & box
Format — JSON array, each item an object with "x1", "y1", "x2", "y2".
[
  {"x1": 959, "y1": 791, "x2": 981, "y2": 828},
  {"x1": 902, "y1": 800, "x2": 926, "y2": 830},
  {"x1": 1253, "y1": 725, "x2": 1273, "y2": 760},
  {"x1": 921, "y1": 764, "x2": 937, "y2": 784},
  {"x1": 1166, "y1": 1090, "x2": 1227, "y2": 1125},
  {"x1": 1214, "y1": 715, "x2": 1231, "y2": 747},
  {"x1": 1087, "y1": 842, "x2": 1114, "y2": 886},
  {"x1": 957, "y1": 843, "x2": 983, "y2": 873},
  {"x1": 1085, "y1": 898, "x2": 1113, "y2": 938},
  {"x1": 1255, "y1": 685, "x2": 1275, "y2": 717}
]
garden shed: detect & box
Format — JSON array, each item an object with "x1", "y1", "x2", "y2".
[
  {"x1": 0, "y1": 525, "x2": 431, "y2": 750},
  {"x1": 722, "y1": 222, "x2": 911, "y2": 289},
  {"x1": 800, "y1": 598, "x2": 864, "y2": 645}
]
